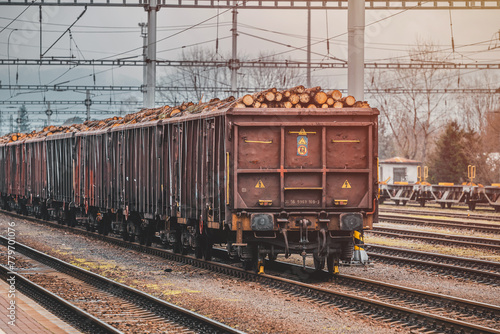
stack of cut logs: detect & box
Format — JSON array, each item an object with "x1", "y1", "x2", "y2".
[
  {"x1": 235, "y1": 86, "x2": 369, "y2": 109},
  {"x1": 0, "y1": 86, "x2": 369, "y2": 143}
]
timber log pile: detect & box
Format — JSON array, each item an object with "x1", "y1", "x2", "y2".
[
  {"x1": 0, "y1": 86, "x2": 369, "y2": 144},
  {"x1": 235, "y1": 86, "x2": 369, "y2": 109}
]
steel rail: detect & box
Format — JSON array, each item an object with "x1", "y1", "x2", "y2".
[
  {"x1": 379, "y1": 213, "x2": 500, "y2": 232},
  {"x1": 369, "y1": 227, "x2": 500, "y2": 250},
  {"x1": 266, "y1": 260, "x2": 500, "y2": 329},
  {"x1": 366, "y1": 244, "x2": 500, "y2": 284},
  {"x1": 1, "y1": 210, "x2": 499, "y2": 333},
  {"x1": 379, "y1": 208, "x2": 500, "y2": 223},
  {"x1": 0, "y1": 264, "x2": 123, "y2": 334},
  {"x1": 0, "y1": 236, "x2": 244, "y2": 334}
]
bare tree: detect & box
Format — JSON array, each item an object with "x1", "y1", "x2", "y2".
[
  {"x1": 457, "y1": 72, "x2": 500, "y2": 133},
  {"x1": 369, "y1": 40, "x2": 457, "y2": 163},
  {"x1": 158, "y1": 48, "x2": 307, "y2": 104}
]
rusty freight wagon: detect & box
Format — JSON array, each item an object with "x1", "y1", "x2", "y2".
[{"x1": 0, "y1": 98, "x2": 379, "y2": 274}]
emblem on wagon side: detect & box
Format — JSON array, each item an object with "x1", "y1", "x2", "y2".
[{"x1": 297, "y1": 135, "x2": 308, "y2": 156}]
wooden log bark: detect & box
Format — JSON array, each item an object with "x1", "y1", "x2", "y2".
[
  {"x1": 299, "y1": 93, "x2": 310, "y2": 104},
  {"x1": 314, "y1": 91, "x2": 328, "y2": 105},
  {"x1": 290, "y1": 85, "x2": 306, "y2": 94},
  {"x1": 326, "y1": 97, "x2": 334, "y2": 106},
  {"x1": 275, "y1": 92, "x2": 283, "y2": 102},
  {"x1": 242, "y1": 94, "x2": 254, "y2": 106},
  {"x1": 344, "y1": 95, "x2": 356, "y2": 106},
  {"x1": 264, "y1": 91, "x2": 275, "y2": 102},
  {"x1": 333, "y1": 101, "x2": 344, "y2": 108},
  {"x1": 289, "y1": 94, "x2": 300, "y2": 105},
  {"x1": 328, "y1": 90, "x2": 342, "y2": 101},
  {"x1": 283, "y1": 101, "x2": 293, "y2": 108}
]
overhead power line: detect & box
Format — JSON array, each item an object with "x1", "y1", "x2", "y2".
[
  {"x1": 1, "y1": 85, "x2": 500, "y2": 94},
  {"x1": 1, "y1": 59, "x2": 500, "y2": 70},
  {"x1": 1, "y1": 0, "x2": 499, "y2": 9}
]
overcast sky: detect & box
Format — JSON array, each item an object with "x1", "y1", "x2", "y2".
[{"x1": 0, "y1": 4, "x2": 499, "y2": 131}]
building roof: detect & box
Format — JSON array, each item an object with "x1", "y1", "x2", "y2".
[{"x1": 381, "y1": 156, "x2": 421, "y2": 164}]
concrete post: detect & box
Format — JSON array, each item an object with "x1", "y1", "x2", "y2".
[{"x1": 348, "y1": 0, "x2": 365, "y2": 100}]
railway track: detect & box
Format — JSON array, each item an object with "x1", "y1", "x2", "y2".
[
  {"x1": 378, "y1": 213, "x2": 500, "y2": 234},
  {"x1": 366, "y1": 244, "x2": 500, "y2": 285},
  {"x1": 369, "y1": 226, "x2": 500, "y2": 251},
  {"x1": 266, "y1": 260, "x2": 500, "y2": 331},
  {"x1": 0, "y1": 264, "x2": 121, "y2": 334},
  {"x1": 2, "y1": 210, "x2": 500, "y2": 333},
  {"x1": 0, "y1": 236, "x2": 243, "y2": 334},
  {"x1": 380, "y1": 206, "x2": 500, "y2": 221}
]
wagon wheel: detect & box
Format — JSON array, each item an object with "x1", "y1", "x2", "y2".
[
  {"x1": 145, "y1": 226, "x2": 153, "y2": 247},
  {"x1": 313, "y1": 254, "x2": 325, "y2": 271},
  {"x1": 126, "y1": 220, "x2": 136, "y2": 242},
  {"x1": 326, "y1": 254, "x2": 339, "y2": 275},
  {"x1": 402, "y1": 200, "x2": 408, "y2": 206},
  {"x1": 121, "y1": 222, "x2": 129, "y2": 241},
  {"x1": 172, "y1": 230, "x2": 182, "y2": 253},
  {"x1": 243, "y1": 246, "x2": 259, "y2": 272},
  {"x1": 440, "y1": 202, "x2": 446, "y2": 209},
  {"x1": 419, "y1": 199, "x2": 426, "y2": 207},
  {"x1": 202, "y1": 237, "x2": 213, "y2": 261},
  {"x1": 446, "y1": 203, "x2": 452, "y2": 209},
  {"x1": 394, "y1": 200, "x2": 400, "y2": 206},
  {"x1": 468, "y1": 202, "x2": 476, "y2": 211},
  {"x1": 194, "y1": 235, "x2": 203, "y2": 259},
  {"x1": 87, "y1": 214, "x2": 96, "y2": 232}
]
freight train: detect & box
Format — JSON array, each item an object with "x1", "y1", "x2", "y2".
[{"x1": 0, "y1": 89, "x2": 379, "y2": 274}]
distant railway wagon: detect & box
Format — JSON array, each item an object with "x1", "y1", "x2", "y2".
[
  {"x1": 0, "y1": 106, "x2": 379, "y2": 273},
  {"x1": 379, "y1": 182, "x2": 500, "y2": 212}
]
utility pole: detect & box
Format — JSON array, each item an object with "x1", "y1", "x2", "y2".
[
  {"x1": 145, "y1": 0, "x2": 159, "y2": 108},
  {"x1": 84, "y1": 90, "x2": 92, "y2": 121},
  {"x1": 347, "y1": 0, "x2": 365, "y2": 100},
  {"x1": 9, "y1": 115, "x2": 13, "y2": 134},
  {"x1": 139, "y1": 22, "x2": 148, "y2": 105},
  {"x1": 230, "y1": 2, "x2": 239, "y2": 96}
]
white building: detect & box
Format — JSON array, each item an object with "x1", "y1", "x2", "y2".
[{"x1": 379, "y1": 157, "x2": 421, "y2": 184}]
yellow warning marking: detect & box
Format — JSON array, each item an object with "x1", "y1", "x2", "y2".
[
  {"x1": 342, "y1": 180, "x2": 351, "y2": 189},
  {"x1": 331, "y1": 139, "x2": 360, "y2": 143},
  {"x1": 298, "y1": 137, "x2": 307, "y2": 145},
  {"x1": 289, "y1": 130, "x2": 316, "y2": 135},
  {"x1": 255, "y1": 180, "x2": 265, "y2": 188}
]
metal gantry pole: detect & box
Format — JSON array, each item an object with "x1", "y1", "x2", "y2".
[
  {"x1": 307, "y1": 7, "x2": 311, "y2": 88},
  {"x1": 145, "y1": 0, "x2": 158, "y2": 108},
  {"x1": 230, "y1": 2, "x2": 239, "y2": 96},
  {"x1": 46, "y1": 102, "x2": 52, "y2": 126},
  {"x1": 84, "y1": 90, "x2": 91, "y2": 121},
  {"x1": 139, "y1": 23, "x2": 148, "y2": 105},
  {"x1": 347, "y1": 0, "x2": 365, "y2": 100}
]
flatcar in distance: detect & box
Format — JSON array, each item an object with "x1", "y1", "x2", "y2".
[{"x1": 0, "y1": 103, "x2": 379, "y2": 274}]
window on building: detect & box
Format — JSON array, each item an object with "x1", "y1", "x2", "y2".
[{"x1": 393, "y1": 167, "x2": 407, "y2": 182}]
